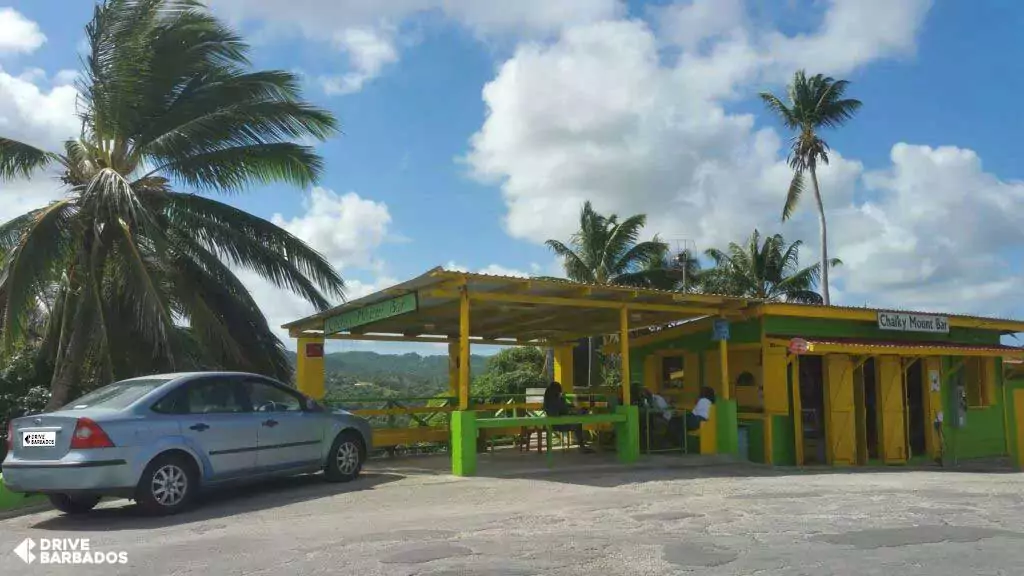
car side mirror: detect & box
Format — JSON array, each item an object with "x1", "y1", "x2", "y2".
[{"x1": 304, "y1": 398, "x2": 319, "y2": 412}]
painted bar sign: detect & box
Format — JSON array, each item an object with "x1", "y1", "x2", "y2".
[
  {"x1": 877, "y1": 311, "x2": 949, "y2": 334},
  {"x1": 324, "y1": 293, "x2": 418, "y2": 334}
]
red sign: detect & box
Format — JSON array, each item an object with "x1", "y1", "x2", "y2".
[
  {"x1": 788, "y1": 338, "x2": 809, "y2": 355},
  {"x1": 305, "y1": 343, "x2": 324, "y2": 358}
]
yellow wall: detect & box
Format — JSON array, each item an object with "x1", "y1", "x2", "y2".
[
  {"x1": 922, "y1": 357, "x2": 943, "y2": 460},
  {"x1": 296, "y1": 337, "x2": 325, "y2": 399},
  {"x1": 729, "y1": 349, "x2": 762, "y2": 410},
  {"x1": 762, "y1": 346, "x2": 789, "y2": 415},
  {"x1": 553, "y1": 345, "x2": 574, "y2": 393}
]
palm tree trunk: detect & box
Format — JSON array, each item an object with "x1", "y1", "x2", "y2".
[
  {"x1": 809, "y1": 164, "x2": 830, "y2": 306},
  {"x1": 47, "y1": 299, "x2": 92, "y2": 410}
]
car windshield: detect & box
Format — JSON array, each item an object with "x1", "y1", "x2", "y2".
[{"x1": 65, "y1": 378, "x2": 171, "y2": 410}]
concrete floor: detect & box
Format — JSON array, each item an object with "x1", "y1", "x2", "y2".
[{"x1": 2, "y1": 454, "x2": 1023, "y2": 575}]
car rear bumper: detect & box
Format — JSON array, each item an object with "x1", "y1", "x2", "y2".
[{"x1": 2, "y1": 456, "x2": 137, "y2": 496}]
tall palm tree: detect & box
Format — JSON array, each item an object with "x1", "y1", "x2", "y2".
[
  {"x1": 0, "y1": 0, "x2": 343, "y2": 409},
  {"x1": 760, "y1": 70, "x2": 861, "y2": 305},
  {"x1": 701, "y1": 230, "x2": 839, "y2": 303},
  {"x1": 543, "y1": 201, "x2": 668, "y2": 385},
  {"x1": 637, "y1": 248, "x2": 703, "y2": 292}
]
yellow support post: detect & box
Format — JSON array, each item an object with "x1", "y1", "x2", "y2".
[
  {"x1": 553, "y1": 345, "x2": 575, "y2": 392},
  {"x1": 459, "y1": 287, "x2": 471, "y2": 409},
  {"x1": 620, "y1": 307, "x2": 631, "y2": 406},
  {"x1": 295, "y1": 336, "x2": 325, "y2": 399}
]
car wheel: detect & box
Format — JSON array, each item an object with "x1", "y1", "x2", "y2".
[
  {"x1": 47, "y1": 494, "x2": 101, "y2": 515},
  {"x1": 324, "y1": 431, "x2": 365, "y2": 482},
  {"x1": 135, "y1": 453, "x2": 198, "y2": 515}
]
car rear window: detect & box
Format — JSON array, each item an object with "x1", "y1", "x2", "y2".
[{"x1": 66, "y1": 378, "x2": 170, "y2": 410}]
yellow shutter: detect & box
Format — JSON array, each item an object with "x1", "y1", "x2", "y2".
[
  {"x1": 877, "y1": 356, "x2": 907, "y2": 463},
  {"x1": 824, "y1": 354, "x2": 857, "y2": 466},
  {"x1": 762, "y1": 346, "x2": 790, "y2": 415},
  {"x1": 683, "y1": 351, "x2": 700, "y2": 396}
]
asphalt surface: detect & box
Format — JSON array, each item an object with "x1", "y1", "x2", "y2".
[{"x1": 2, "y1": 460, "x2": 1023, "y2": 575}]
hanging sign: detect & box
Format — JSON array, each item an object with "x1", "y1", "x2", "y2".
[
  {"x1": 304, "y1": 343, "x2": 324, "y2": 358},
  {"x1": 324, "y1": 292, "x2": 418, "y2": 334},
  {"x1": 877, "y1": 311, "x2": 949, "y2": 334},
  {"x1": 788, "y1": 338, "x2": 810, "y2": 354},
  {"x1": 928, "y1": 369, "x2": 940, "y2": 392},
  {"x1": 711, "y1": 319, "x2": 730, "y2": 341}
]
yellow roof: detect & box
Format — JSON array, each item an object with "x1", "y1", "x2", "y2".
[{"x1": 284, "y1": 267, "x2": 752, "y2": 344}]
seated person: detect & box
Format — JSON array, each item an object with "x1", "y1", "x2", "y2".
[
  {"x1": 542, "y1": 381, "x2": 592, "y2": 452},
  {"x1": 685, "y1": 386, "x2": 716, "y2": 431},
  {"x1": 641, "y1": 388, "x2": 686, "y2": 446}
]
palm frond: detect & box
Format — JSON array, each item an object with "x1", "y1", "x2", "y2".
[
  {"x1": 0, "y1": 138, "x2": 55, "y2": 180},
  {"x1": 782, "y1": 170, "x2": 805, "y2": 221},
  {"x1": 153, "y1": 142, "x2": 324, "y2": 192},
  {"x1": 545, "y1": 239, "x2": 595, "y2": 283}
]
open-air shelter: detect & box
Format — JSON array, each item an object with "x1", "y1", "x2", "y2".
[{"x1": 283, "y1": 267, "x2": 754, "y2": 474}]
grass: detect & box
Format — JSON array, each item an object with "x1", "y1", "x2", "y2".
[{"x1": 0, "y1": 473, "x2": 45, "y2": 512}]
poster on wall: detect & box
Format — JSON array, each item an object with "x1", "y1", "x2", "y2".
[{"x1": 929, "y1": 369, "x2": 940, "y2": 392}]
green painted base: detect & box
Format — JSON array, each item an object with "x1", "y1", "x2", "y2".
[
  {"x1": 450, "y1": 411, "x2": 477, "y2": 476},
  {"x1": 614, "y1": 405, "x2": 640, "y2": 463},
  {"x1": 716, "y1": 399, "x2": 739, "y2": 456}
]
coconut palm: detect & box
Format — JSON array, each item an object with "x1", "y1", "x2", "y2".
[
  {"x1": 0, "y1": 0, "x2": 342, "y2": 409},
  {"x1": 542, "y1": 201, "x2": 668, "y2": 385},
  {"x1": 636, "y1": 248, "x2": 703, "y2": 292},
  {"x1": 701, "y1": 230, "x2": 839, "y2": 303},
  {"x1": 544, "y1": 201, "x2": 668, "y2": 287},
  {"x1": 760, "y1": 70, "x2": 861, "y2": 305}
]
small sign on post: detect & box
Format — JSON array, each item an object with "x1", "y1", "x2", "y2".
[
  {"x1": 305, "y1": 343, "x2": 324, "y2": 358},
  {"x1": 788, "y1": 338, "x2": 810, "y2": 355},
  {"x1": 712, "y1": 319, "x2": 730, "y2": 341}
]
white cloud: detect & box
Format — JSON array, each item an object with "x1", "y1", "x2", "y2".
[
  {"x1": 0, "y1": 66, "x2": 78, "y2": 150},
  {"x1": 207, "y1": 0, "x2": 623, "y2": 94},
  {"x1": 445, "y1": 261, "x2": 531, "y2": 278},
  {"x1": 319, "y1": 26, "x2": 399, "y2": 95},
  {"x1": 0, "y1": 8, "x2": 46, "y2": 55},
  {"x1": 271, "y1": 188, "x2": 392, "y2": 269},
  {"x1": 460, "y1": 1, "x2": 1024, "y2": 317},
  {"x1": 242, "y1": 189, "x2": 397, "y2": 345}
]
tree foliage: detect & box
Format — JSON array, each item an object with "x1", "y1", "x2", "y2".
[
  {"x1": 700, "y1": 229, "x2": 839, "y2": 303},
  {"x1": 472, "y1": 347, "x2": 547, "y2": 403},
  {"x1": 760, "y1": 70, "x2": 861, "y2": 305},
  {"x1": 0, "y1": 0, "x2": 342, "y2": 409}
]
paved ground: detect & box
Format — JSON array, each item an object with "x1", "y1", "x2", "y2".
[{"x1": 2, "y1": 455, "x2": 1023, "y2": 575}]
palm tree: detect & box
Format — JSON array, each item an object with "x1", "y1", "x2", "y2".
[
  {"x1": 637, "y1": 248, "x2": 703, "y2": 292},
  {"x1": 543, "y1": 201, "x2": 668, "y2": 386},
  {"x1": 0, "y1": 0, "x2": 343, "y2": 409},
  {"x1": 701, "y1": 230, "x2": 839, "y2": 303},
  {"x1": 544, "y1": 201, "x2": 668, "y2": 287},
  {"x1": 760, "y1": 70, "x2": 861, "y2": 305}
]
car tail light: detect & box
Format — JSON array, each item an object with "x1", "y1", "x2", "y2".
[
  {"x1": 5, "y1": 421, "x2": 11, "y2": 451},
  {"x1": 70, "y1": 418, "x2": 115, "y2": 449}
]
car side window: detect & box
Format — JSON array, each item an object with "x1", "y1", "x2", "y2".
[
  {"x1": 186, "y1": 379, "x2": 249, "y2": 414},
  {"x1": 243, "y1": 380, "x2": 303, "y2": 413},
  {"x1": 151, "y1": 387, "x2": 188, "y2": 415}
]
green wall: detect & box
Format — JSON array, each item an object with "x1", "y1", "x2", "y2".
[
  {"x1": 763, "y1": 316, "x2": 1001, "y2": 345},
  {"x1": 770, "y1": 415, "x2": 796, "y2": 465},
  {"x1": 940, "y1": 356, "x2": 1009, "y2": 461}
]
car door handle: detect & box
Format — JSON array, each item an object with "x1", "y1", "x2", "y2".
[
  {"x1": 189, "y1": 423, "x2": 210, "y2": 432},
  {"x1": 262, "y1": 419, "x2": 278, "y2": 428}
]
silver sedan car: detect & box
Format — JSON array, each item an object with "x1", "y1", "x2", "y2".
[{"x1": 2, "y1": 372, "x2": 373, "y2": 515}]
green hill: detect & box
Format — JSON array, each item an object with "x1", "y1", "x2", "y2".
[{"x1": 286, "y1": 350, "x2": 489, "y2": 401}]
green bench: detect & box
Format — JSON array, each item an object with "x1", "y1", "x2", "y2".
[{"x1": 450, "y1": 406, "x2": 640, "y2": 476}]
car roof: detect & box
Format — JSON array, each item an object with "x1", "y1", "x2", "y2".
[{"x1": 120, "y1": 371, "x2": 280, "y2": 383}]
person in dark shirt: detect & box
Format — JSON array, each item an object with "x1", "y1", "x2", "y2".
[{"x1": 542, "y1": 381, "x2": 592, "y2": 452}]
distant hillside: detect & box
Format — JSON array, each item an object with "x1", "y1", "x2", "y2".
[{"x1": 286, "y1": 350, "x2": 490, "y2": 402}]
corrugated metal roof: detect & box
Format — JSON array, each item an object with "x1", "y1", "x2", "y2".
[
  {"x1": 763, "y1": 301, "x2": 1020, "y2": 325},
  {"x1": 774, "y1": 336, "x2": 1024, "y2": 354}
]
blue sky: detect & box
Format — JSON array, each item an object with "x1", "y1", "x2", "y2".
[{"x1": 2, "y1": 0, "x2": 1023, "y2": 354}]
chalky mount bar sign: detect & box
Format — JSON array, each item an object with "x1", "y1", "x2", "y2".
[
  {"x1": 324, "y1": 293, "x2": 418, "y2": 334},
  {"x1": 877, "y1": 311, "x2": 949, "y2": 334}
]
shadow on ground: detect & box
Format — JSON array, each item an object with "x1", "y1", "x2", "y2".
[{"x1": 29, "y1": 472, "x2": 403, "y2": 532}]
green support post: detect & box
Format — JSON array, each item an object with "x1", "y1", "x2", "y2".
[
  {"x1": 451, "y1": 410, "x2": 477, "y2": 476},
  {"x1": 614, "y1": 405, "x2": 640, "y2": 463},
  {"x1": 716, "y1": 399, "x2": 739, "y2": 456}
]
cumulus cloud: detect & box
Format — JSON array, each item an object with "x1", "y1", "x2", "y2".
[
  {"x1": 445, "y1": 261, "x2": 532, "y2": 278},
  {"x1": 463, "y1": 0, "x2": 1024, "y2": 316},
  {"x1": 0, "y1": 8, "x2": 46, "y2": 55},
  {"x1": 207, "y1": 0, "x2": 622, "y2": 94},
  {"x1": 241, "y1": 188, "x2": 398, "y2": 344}
]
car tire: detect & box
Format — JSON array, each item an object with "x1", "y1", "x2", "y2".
[
  {"x1": 135, "y1": 453, "x2": 198, "y2": 516},
  {"x1": 48, "y1": 493, "x2": 101, "y2": 515},
  {"x1": 324, "y1": 431, "x2": 365, "y2": 483}
]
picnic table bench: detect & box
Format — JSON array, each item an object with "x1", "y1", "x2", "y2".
[{"x1": 450, "y1": 407, "x2": 640, "y2": 476}]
